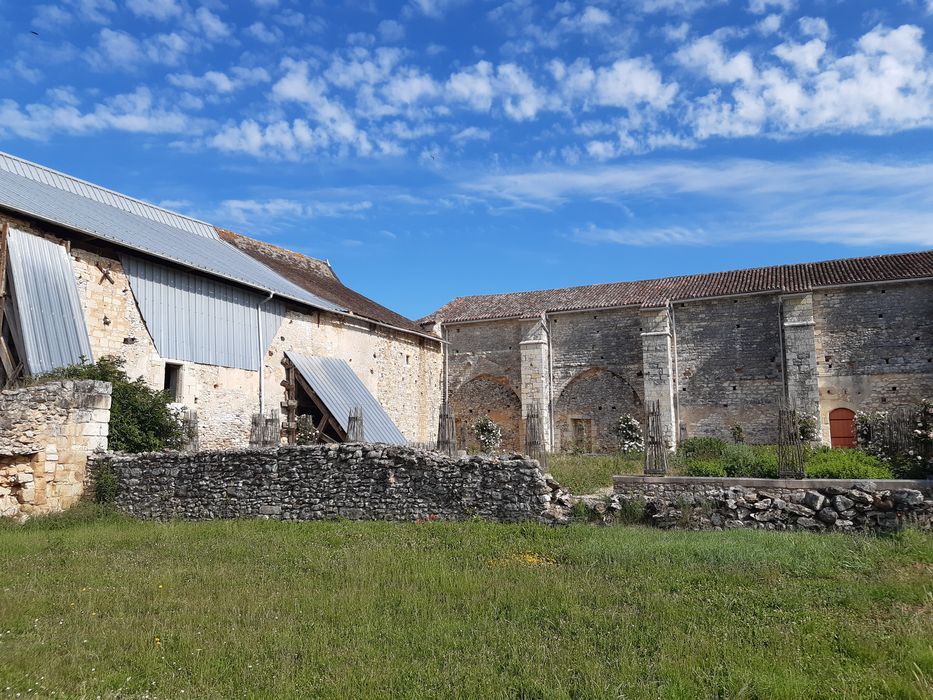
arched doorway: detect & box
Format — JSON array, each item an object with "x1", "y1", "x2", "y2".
[
  {"x1": 829, "y1": 408, "x2": 856, "y2": 448},
  {"x1": 450, "y1": 374, "x2": 522, "y2": 451},
  {"x1": 555, "y1": 368, "x2": 642, "y2": 453}
]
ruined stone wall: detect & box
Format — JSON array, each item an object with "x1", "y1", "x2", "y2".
[
  {"x1": 673, "y1": 295, "x2": 784, "y2": 443},
  {"x1": 611, "y1": 475, "x2": 931, "y2": 533},
  {"x1": 94, "y1": 444, "x2": 562, "y2": 523},
  {"x1": 0, "y1": 380, "x2": 111, "y2": 519},
  {"x1": 0, "y1": 211, "x2": 443, "y2": 449},
  {"x1": 446, "y1": 320, "x2": 525, "y2": 450},
  {"x1": 813, "y1": 280, "x2": 933, "y2": 438},
  {"x1": 550, "y1": 309, "x2": 644, "y2": 452}
]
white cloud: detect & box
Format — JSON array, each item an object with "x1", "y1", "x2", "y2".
[
  {"x1": 213, "y1": 197, "x2": 372, "y2": 228},
  {"x1": 680, "y1": 24, "x2": 933, "y2": 139},
  {"x1": 194, "y1": 7, "x2": 232, "y2": 41},
  {"x1": 496, "y1": 63, "x2": 546, "y2": 120},
  {"x1": 799, "y1": 16, "x2": 829, "y2": 40},
  {"x1": 68, "y1": 0, "x2": 116, "y2": 24},
  {"x1": 451, "y1": 126, "x2": 491, "y2": 143},
  {"x1": 446, "y1": 61, "x2": 496, "y2": 111},
  {"x1": 33, "y1": 5, "x2": 73, "y2": 30},
  {"x1": 756, "y1": 14, "x2": 781, "y2": 35},
  {"x1": 467, "y1": 157, "x2": 933, "y2": 246},
  {"x1": 0, "y1": 87, "x2": 194, "y2": 140},
  {"x1": 89, "y1": 28, "x2": 191, "y2": 69},
  {"x1": 168, "y1": 68, "x2": 270, "y2": 94},
  {"x1": 378, "y1": 19, "x2": 406, "y2": 42},
  {"x1": 246, "y1": 21, "x2": 282, "y2": 43},
  {"x1": 748, "y1": 0, "x2": 794, "y2": 15},
  {"x1": 408, "y1": 0, "x2": 461, "y2": 19},
  {"x1": 594, "y1": 58, "x2": 677, "y2": 109},
  {"x1": 126, "y1": 0, "x2": 182, "y2": 21}
]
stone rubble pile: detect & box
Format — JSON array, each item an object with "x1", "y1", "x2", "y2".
[{"x1": 591, "y1": 480, "x2": 931, "y2": 533}]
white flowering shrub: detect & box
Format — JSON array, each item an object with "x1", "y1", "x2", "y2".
[
  {"x1": 856, "y1": 400, "x2": 932, "y2": 478},
  {"x1": 797, "y1": 414, "x2": 819, "y2": 442},
  {"x1": 473, "y1": 417, "x2": 503, "y2": 453},
  {"x1": 614, "y1": 414, "x2": 643, "y2": 453}
]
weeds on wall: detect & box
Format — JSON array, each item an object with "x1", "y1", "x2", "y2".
[
  {"x1": 36, "y1": 356, "x2": 189, "y2": 453},
  {"x1": 93, "y1": 457, "x2": 119, "y2": 504}
]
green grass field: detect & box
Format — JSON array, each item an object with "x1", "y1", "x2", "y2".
[
  {"x1": 2, "y1": 507, "x2": 931, "y2": 699},
  {"x1": 547, "y1": 453, "x2": 643, "y2": 493}
]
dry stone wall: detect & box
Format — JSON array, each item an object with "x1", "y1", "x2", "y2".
[
  {"x1": 94, "y1": 444, "x2": 568, "y2": 523},
  {"x1": 0, "y1": 380, "x2": 111, "y2": 519},
  {"x1": 610, "y1": 475, "x2": 932, "y2": 533}
]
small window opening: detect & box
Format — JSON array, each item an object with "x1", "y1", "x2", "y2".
[{"x1": 164, "y1": 363, "x2": 182, "y2": 402}]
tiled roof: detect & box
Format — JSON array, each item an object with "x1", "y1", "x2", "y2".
[
  {"x1": 218, "y1": 228, "x2": 434, "y2": 339},
  {"x1": 423, "y1": 250, "x2": 933, "y2": 323}
]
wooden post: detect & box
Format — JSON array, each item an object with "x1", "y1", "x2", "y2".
[
  {"x1": 643, "y1": 400, "x2": 668, "y2": 475},
  {"x1": 524, "y1": 402, "x2": 547, "y2": 469},
  {"x1": 436, "y1": 401, "x2": 456, "y2": 456},
  {"x1": 0, "y1": 222, "x2": 16, "y2": 382}
]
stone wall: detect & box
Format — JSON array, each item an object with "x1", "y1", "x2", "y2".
[
  {"x1": 93, "y1": 444, "x2": 566, "y2": 523},
  {"x1": 610, "y1": 475, "x2": 932, "y2": 533},
  {"x1": 0, "y1": 380, "x2": 111, "y2": 519},
  {"x1": 0, "y1": 211, "x2": 444, "y2": 449},
  {"x1": 813, "y1": 280, "x2": 933, "y2": 438}
]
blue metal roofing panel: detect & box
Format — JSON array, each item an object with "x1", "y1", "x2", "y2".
[
  {"x1": 0, "y1": 165, "x2": 343, "y2": 313},
  {"x1": 286, "y1": 351, "x2": 407, "y2": 445},
  {"x1": 0, "y1": 152, "x2": 219, "y2": 239},
  {"x1": 6, "y1": 227, "x2": 92, "y2": 374},
  {"x1": 123, "y1": 255, "x2": 285, "y2": 371}
]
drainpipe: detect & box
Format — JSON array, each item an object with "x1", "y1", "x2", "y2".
[
  {"x1": 669, "y1": 302, "x2": 681, "y2": 444},
  {"x1": 543, "y1": 312, "x2": 555, "y2": 452},
  {"x1": 257, "y1": 291, "x2": 274, "y2": 416}
]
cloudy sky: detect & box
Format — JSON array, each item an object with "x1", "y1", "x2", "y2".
[{"x1": 2, "y1": 0, "x2": 933, "y2": 318}]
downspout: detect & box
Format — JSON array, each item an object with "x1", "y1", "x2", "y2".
[
  {"x1": 543, "y1": 312, "x2": 555, "y2": 452},
  {"x1": 257, "y1": 291, "x2": 274, "y2": 416},
  {"x1": 669, "y1": 302, "x2": 681, "y2": 445},
  {"x1": 441, "y1": 322, "x2": 449, "y2": 404}
]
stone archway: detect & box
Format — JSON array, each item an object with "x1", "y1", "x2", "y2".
[
  {"x1": 450, "y1": 374, "x2": 522, "y2": 452},
  {"x1": 555, "y1": 368, "x2": 642, "y2": 453}
]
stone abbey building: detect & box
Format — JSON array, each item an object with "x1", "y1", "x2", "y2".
[{"x1": 423, "y1": 252, "x2": 933, "y2": 453}]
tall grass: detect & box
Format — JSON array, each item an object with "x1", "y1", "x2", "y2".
[
  {"x1": 1, "y1": 509, "x2": 930, "y2": 699},
  {"x1": 547, "y1": 452, "x2": 643, "y2": 493}
]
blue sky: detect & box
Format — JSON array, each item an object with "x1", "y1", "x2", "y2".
[{"x1": 2, "y1": 0, "x2": 933, "y2": 319}]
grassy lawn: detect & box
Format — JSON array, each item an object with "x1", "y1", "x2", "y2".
[
  {"x1": 1, "y1": 507, "x2": 931, "y2": 699},
  {"x1": 548, "y1": 453, "x2": 643, "y2": 493}
]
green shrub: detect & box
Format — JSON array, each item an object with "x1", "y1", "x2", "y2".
[
  {"x1": 679, "y1": 437, "x2": 727, "y2": 460},
  {"x1": 722, "y1": 444, "x2": 778, "y2": 479},
  {"x1": 805, "y1": 448, "x2": 894, "y2": 480},
  {"x1": 683, "y1": 459, "x2": 727, "y2": 477},
  {"x1": 37, "y1": 356, "x2": 188, "y2": 453},
  {"x1": 93, "y1": 458, "x2": 119, "y2": 504}
]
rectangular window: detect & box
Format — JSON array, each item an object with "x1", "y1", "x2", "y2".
[{"x1": 164, "y1": 362, "x2": 182, "y2": 402}]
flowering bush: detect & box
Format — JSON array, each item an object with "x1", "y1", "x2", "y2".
[
  {"x1": 856, "y1": 400, "x2": 932, "y2": 478},
  {"x1": 614, "y1": 414, "x2": 643, "y2": 453},
  {"x1": 797, "y1": 414, "x2": 819, "y2": 442},
  {"x1": 473, "y1": 417, "x2": 502, "y2": 453}
]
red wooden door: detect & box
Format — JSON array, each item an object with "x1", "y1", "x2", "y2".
[{"x1": 829, "y1": 408, "x2": 856, "y2": 448}]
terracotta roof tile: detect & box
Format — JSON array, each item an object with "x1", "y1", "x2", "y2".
[{"x1": 423, "y1": 249, "x2": 933, "y2": 323}]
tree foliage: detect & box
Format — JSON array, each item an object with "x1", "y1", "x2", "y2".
[{"x1": 39, "y1": 356, "x2": 188, "y2": 453}]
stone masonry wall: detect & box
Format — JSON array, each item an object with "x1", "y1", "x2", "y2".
[
  {"x1": 0, "y1": 380, "x2": 111, "y2": 519},
  {"x1": 674, "y1": 294, "x2": 785, "y2": 443},
  {"x1": 611, "y1": 475, "x2": 932, "y2": 533},
  {"x1": 94, "y1": 444, "x2": 566, "y2": 523},
  {"x1": 813, "y1": 280, "x2": 933, "y2": 439}
]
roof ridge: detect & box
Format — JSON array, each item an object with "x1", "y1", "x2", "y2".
[
  {"x1": 0, "y1": 150, "x2": 217, "y2": 238},
  {"x1": 446, "y1": 249, "x2": 933, "y2": 302}
]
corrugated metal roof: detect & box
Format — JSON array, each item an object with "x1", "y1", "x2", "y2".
[
  {"x1": 6, "y1": 227, "x2": 92, "y2": 374},
  {"x1": 0, "y1": 152, "x2": 218, "y2": 238},
  {"x1": 0, "y1": 163, "x2": 343, "y2": 312},
  {"x1": 286, "y1": 351, "x2": 407, "y2": 445},
  {"x1": 424, "y1": 250, "x2": 933, "y2": 323},
  {"x1": 123, "y1": 255, "x2": 285, "y2": 371}
]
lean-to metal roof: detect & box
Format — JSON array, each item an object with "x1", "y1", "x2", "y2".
[
  {"x1": 6, "y1": 227, "x2": 92, "y2": 374},
  {"x1": 286, "y1": 351, "x2": 407, "y2": 445},
  {"x1": 0, "y1": 153, "x2": 343, "y2": 312},
  {"x1": 123, "y1": 255, "x2": 285, "y2": 371}
]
